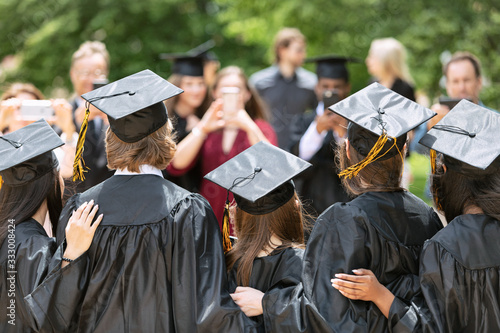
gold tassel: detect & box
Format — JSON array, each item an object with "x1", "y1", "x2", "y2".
[
  {"x1": 0, "y1": 175, "x2": 3, "y2": 190},
  {"x1": 222, "y1": 200, "x2": 232, "y2": 253},
  {"x1": 339, "y1": 132, "x2": 398, "y2": 179},
  {"x1": 429, "y1": 149, "x2": 437, "y2": 175},
  {"x1": 72, "y1": 106, "x2": 91, "y2": 181}
]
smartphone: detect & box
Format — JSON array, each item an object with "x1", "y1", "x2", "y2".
[
  {"x1": 438, "y1": 96, "x2": 471, "y2": 110},
  {"x1": 93, "y1": 79, "x2": 109, "y2": 90},
  {"x1": 19, "y1": 100, "x2": 55, "y2": 121},
  {"x1": 322, "y1": 90, "x2": 341, "y2": 108},
  {"x1": 221, "y1": 87, "x2": 240, "y2": 119}
]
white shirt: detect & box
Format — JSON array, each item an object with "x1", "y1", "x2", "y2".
[{"x1": 114, "y1": 165, "x2": 163, "y2": 177}]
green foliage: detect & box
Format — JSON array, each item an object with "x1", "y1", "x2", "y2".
[{"x1": 1, "y1": 0, "x2": 500, "y2": 109}]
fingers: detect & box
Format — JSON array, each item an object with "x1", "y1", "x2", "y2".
[
  {"x1": 334, "y1": 273, "x2": 366, "y2": 282},
  {"x1": 81, "y1": 200, "x2": 95, "y2": 222},
  {"x1": 91, "y1": 214, "x2": 104, "y2": 232},
  {"x1": 352, "y1": 268, "x2": 374, "y2": 276},
  {"x1": 330, "y1": 278, "x2": 361, "y2": 290},
  {"x1": 72, "y1": 201, "x2": 88, "y2": 221},
  {"x1": 84, "y1": 204, "x2": 100, "y2": 227}
]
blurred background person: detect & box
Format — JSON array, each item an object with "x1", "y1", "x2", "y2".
[
  {"x1": 0, "y1": 82, "x2": 76, "y2": 180},
  {"x1": 69, "y1": 41, "x2": 113, "y2": 192},
  {"x1": 168, "y1": 66, "x2": 277, "y2": 232},
  {"x1": 366, "y1": 37, "x2": 415, "y2": 101},
  {"x1": 162, "y1": 52, "x2": 211, "y2": 192},
  {"x1": 249, "y1": 28, "x2": 317, "y2": 149},
  {"x1": 289, "y1": 55, "x2": 355, "y2": 221}
]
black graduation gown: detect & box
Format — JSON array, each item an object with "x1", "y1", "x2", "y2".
[
  {"x1": 227, "y1": 247, "x2": 304, "y2": 332},
  {"x1": 289, "y1": 111, "x2": 350, "y2": 217},
  {"x1": 0, "y1": 219, "x2": 88, "y2": 332},
  {"x1": 262, "y1": 191, "x2": 443, "y2": 333},
  {"x1": 165, "y1": 111, "x2": 202, "y2": 193},
  {"x1": 388, "y1": 214, "x2": 500, "y2": 332},
  {"x1": 46, "y1": 174, "x2": 255, "y2": 332}
]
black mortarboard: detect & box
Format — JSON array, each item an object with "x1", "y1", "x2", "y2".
[
  {"x1": 187, "y1": 40, "x2": 218, "y2": 61},
  {"x1": 160, "y1": 40, "x2": 216, "y2": 77},
  {"x1": 329, "y1": 82, "x2": 436, "y2": 179},
  {"x1": 204, "y1": 141, "x2": 311, "y2": 251},
  {"x1": 306, "y1": 55, "x2": 361, "y2": 81},
  {"x1": 73, "y1": 69, "x2": 183, "y2": 181},
  {"x1": 419, "y1": 99, "x2": 500, "y2": 175},
  {"x1": 0, "y1": 119, "x2": 63, "y2": 186}
]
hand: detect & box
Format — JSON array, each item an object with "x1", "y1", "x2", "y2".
[
  {"x1": 224, "y1": 109, "x2": 254, "y2": 131},
  {"x1": 197, "y1": 99, "x2": 225, "y2": 134},
  {"x1": 52, "y1": 99, "x2": 76, "y2": 136},
  {"x1": 331, "y1": 269, "x2": 383, "y2": 301},
  {"x1": 315, "y1": 112, "x2": 338, "y2": 133},
  {"x1": 230, "y1": 286, "x2": 264, "y2": 317},
  {"x1": 185, "y1": 114, "x2": 200, "y2": 132},
  {"x1": 428, "y1": 103, "x2": 450, "y2": 130},
  {"x1": 0, "y1": 98, "x2": 21, "y2": 130},
  {"x1": 63, "y1": 200, "x2": 103, "y2": 263}
]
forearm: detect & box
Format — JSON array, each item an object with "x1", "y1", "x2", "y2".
[
  {"x1": 171, "y1": 126, "x2": 206, "y2": 169},
  {"x1": 373, "y1": 286, "x2": 395, "y2": 318},
  {"x1": 244, "y1": 121, "x2": 269, "y2": 145}
]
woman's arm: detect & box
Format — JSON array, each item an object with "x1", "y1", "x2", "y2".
[
  {"x1": 331, "y1": 269, "x2": 395, "y2": 318},
  {"x1": 171, "y1": 100, "x2": 224, "y2": 170},
  {"x1": 225, "y1": 110, "x2": 269, "y2": 145}
]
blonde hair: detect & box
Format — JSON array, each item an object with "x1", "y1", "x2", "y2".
[
  {"x1": 273, "y1": 28, "x2": 306, "y2": 63},
  {"x1": 105, "y1": 121, "x2": 176, "y2": 172},
  {"x1": 369, "y1": 38, "x2": 414, "y2": 84},
  {"x1": 71, "y1": 41, "x2": 110, "y2": 70}
]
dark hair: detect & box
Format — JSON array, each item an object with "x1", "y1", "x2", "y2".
[
  {"x1": 336, "y1": 141, "x2": 404, "y2": 197},
  {"x1": 213, "y1": 66, "x2": 269, "y2": 121},
  {"x1": 0, "y1": 168, "x2": 62, "y2": 244},
  {"x1": 443, "y1": 51, "x2": 481, "y2": 79},
  {"x1": 164, "y1": 73, "x2": 211, "y2": 120},
  {"x1": 431, "y1": 161, "x2": 500, "y2": 222},
  {"x1": 225, "y1": 192, "x2": 305, "y2": 286}
]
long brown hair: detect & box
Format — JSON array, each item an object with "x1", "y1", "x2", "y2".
[
  {"x1": 0, "y1": 168, "x2": 62, "y2": 244},
  {"x1": 164, "y1": 74, "x2": 211, "y2": 120},
  {"x1": 1, "y1": 82, "x2": 45, "y2": 101},
  {"x1": 213, "y1": 66, "x2": 269, "y2": 121},
  {"x1": 336, "y1": 140, "x2": 404, "y2": 197},
  {"x1": 431, "y1": 161, "x2": 500, "y2": 222},
  {"x1": 225, "y1": 192, "x2": 305, "y2": 286}
]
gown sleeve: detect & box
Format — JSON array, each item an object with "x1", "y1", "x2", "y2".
[
  {"x1": 388, "y1": 240, "x2": 465, "y2": 333},
  {"x1": 21, "y1": 195, "x2": 93, "y2": 332},
  {"x1": 171, "y1": 194, "x2": 257, "y2": 332},
  {"x1": 262, "y1": 205, "x2": 379, "y2": 332}
]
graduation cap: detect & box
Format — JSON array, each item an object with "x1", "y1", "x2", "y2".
[
  {"x1": 73, "y1": 69, "x2": 183, "y2": 181},
  {"x1": 306, "y1": 55, "x2": 361, "y2": 81},
  {"x1": 419, "y1": 99, "x2": 500, "y2": 175},
  {"x1": 204, "y1": 141, "x2": 312, "y2": 252},
  {"x1": 329, "y1": 82, "x2": 436, "y2": 179},
  {"x1": 0, "y1": 119, "x2": 63, "y2": 187},
  {"x1": 160, "y1": 40, "x2": 216, "y2": 77}
]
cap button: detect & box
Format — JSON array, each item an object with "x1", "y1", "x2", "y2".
[
  {"x1": 254, "y1": 167, "x2": 262, "y2": 172},
  {"x1": 469, "y1": 132, "x2": 476, "y2": 138},
  {"x1": 128, "y1": 91, "x2": 136, "y2": 96}
]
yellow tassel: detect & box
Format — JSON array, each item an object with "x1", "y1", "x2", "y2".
[
  {"x1": 339, "y1": 132, "x2": 398, "y2": 179},
  {"x1": 72, "y1": 106, "x2": 91, "y2": 181},
  {"x1": 222, "y1": 201, "x2": 232, "y2": 253},
  {"x1": 430, "y1": 149, "x2": 437, "y2": 175},
  {"x1": 0, "y1": 175, "x2": 3, "y2": 190}
]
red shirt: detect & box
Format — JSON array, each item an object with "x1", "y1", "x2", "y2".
[{"x1": 168, "y1": 119, "x2": 278, "y2": 232}]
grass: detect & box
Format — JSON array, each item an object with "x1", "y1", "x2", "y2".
[{"x1": 407, "y1": 153, "x2": 433, "y2": 206}]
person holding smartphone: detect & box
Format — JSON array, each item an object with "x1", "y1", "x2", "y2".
[
  {"x1": 288, "y1": 55, "x2": 356, "y2": 220},
  {"x1": 168, "y1": 66, "x2": 277, "y2": 233},
  {"x1": 0, "y1": 83, "x2": 76, "y2": 181}
]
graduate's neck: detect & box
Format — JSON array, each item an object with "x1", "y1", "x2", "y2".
[
  {"x1": 257, "y1": 234, "x2": 283, "y2": 257},
  {"x1": 32, "y1": 199, "x2": 48, "y2": 226},
  {"x1": 464, "y1": 204, "x2": 484, "y2": 215},
  {"x1": 377, "y1": 72, "x2": 396, "y2": 89}
]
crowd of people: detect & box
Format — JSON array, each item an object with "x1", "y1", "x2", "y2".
[{"x1": 0, "y1": 26, "x2": 499, "y2": 332}]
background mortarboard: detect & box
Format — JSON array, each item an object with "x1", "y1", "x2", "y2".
[
  {"x1": 81, "y1": 69, "x2": 183, "y2": 143},
  {"x1": 419, "y1": 99, "x2": 500, "y2": 175},
  {"x1": 0, "y1": 119, "x2": 63, "y2": 186},
  {"x1": 204, "y1": 141, "x2": 312, "y2": 214},
  {"x1": 306, "y1": 55, "x2": 361, "y2": 81},
  {"x1": 159, "y1": 40, "x2": 216, "y2": 76},
  {"x1": 329, "y1": 82, "x2": 436, "y2": 178}
]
